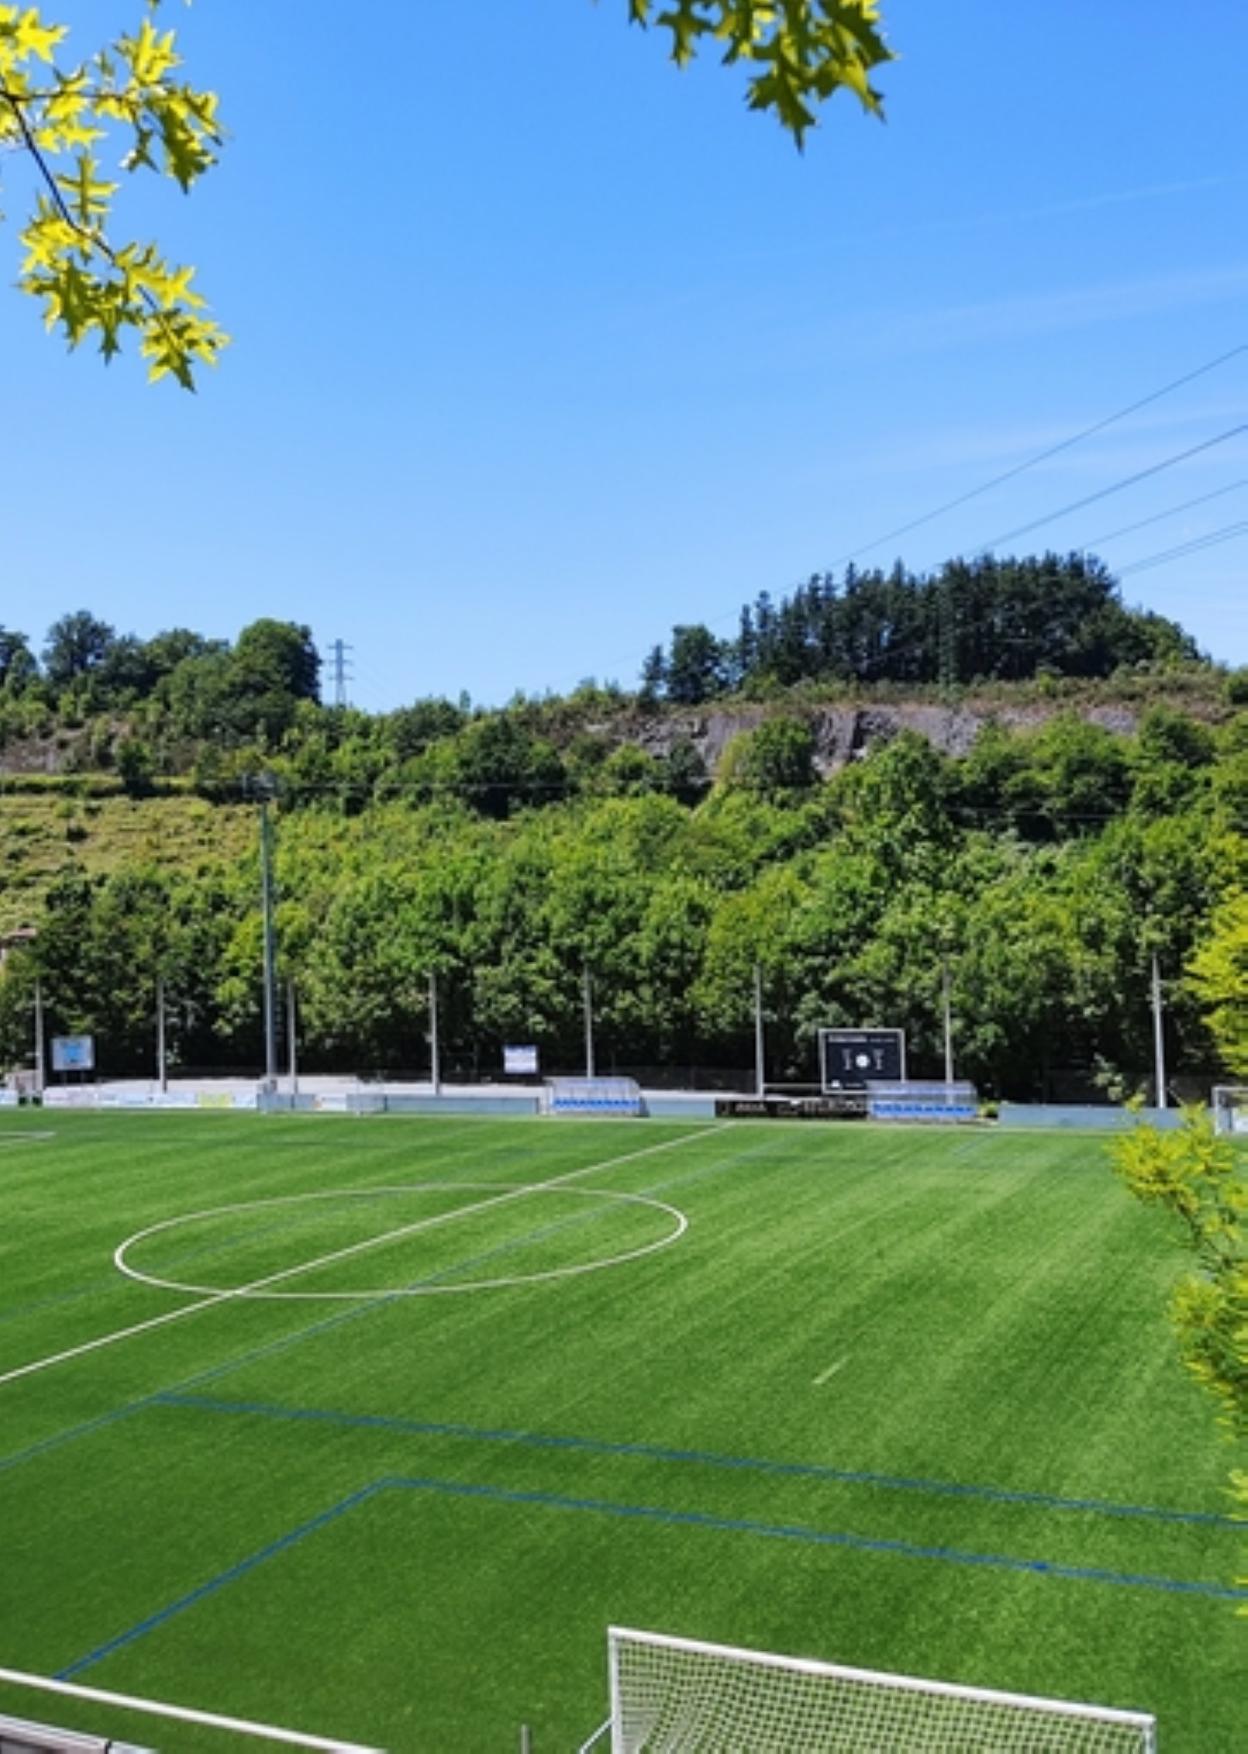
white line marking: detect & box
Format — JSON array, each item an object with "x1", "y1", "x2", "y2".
[
  {"x1": 0, "y1": 1665, "x2": 383, "y2": 1752},
  {"x1": 813, "y1": 1355, "x2": 850, "y2": 1387},
  {"x1": 0, "y1": 1126, "x2": 723, "y2": 1390},
  {"x1": 114, "y1": 1183, "x2": 689, "y2": 1299}
]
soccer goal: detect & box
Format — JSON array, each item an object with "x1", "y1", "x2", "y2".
[
  {"x1": 587, "y1": 1628, "x2": 1157, "y2": 1753},
  {"x1": 1211, "y1": 1086, "x2": 1248, "y2": 1136},
  {"x1": 543, "y1": 1077, "x2": 645, "y2": 1116}
]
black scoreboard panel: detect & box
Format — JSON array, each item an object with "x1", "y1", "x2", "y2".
[{"x1": 820, "y1": 1028, "x2": 907, "y2": 1089}]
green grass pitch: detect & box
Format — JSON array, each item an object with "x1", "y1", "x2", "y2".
[{"x1": 0, "y1": 1112, "x2": 1242, "y2": 1751}]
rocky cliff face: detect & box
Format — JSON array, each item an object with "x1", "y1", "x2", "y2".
[{"x1": 623, "y1": 697, "x2": 1154, "y2": 777}]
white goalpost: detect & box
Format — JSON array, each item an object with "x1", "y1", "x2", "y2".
[
  {"x1": 595, "y1": 1629, "x2": 1158, "y2": 1753},
  {"x1": 1211, "y1": 1085, "x2": 1248, "y2": 1135}
]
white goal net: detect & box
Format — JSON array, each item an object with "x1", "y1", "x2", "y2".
[
  {"x1": 602, "y1": 1629, "x2": 1157, "y2": 1753},
  {"x1": 1211, "y1": 1086, "x2": 1248, "y2": 1136}
]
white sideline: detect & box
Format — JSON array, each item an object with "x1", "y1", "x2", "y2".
[
  {"x1": 0, "y1": 1126, "x2": 723, "y2": 1390},
  {"x1": 0, "y1": 1666, "x2": 382, "y2": 1752}
]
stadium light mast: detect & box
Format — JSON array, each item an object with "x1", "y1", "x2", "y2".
[
  {"x1": 1151, "y1": 952, "x2": 1167, "y2": 1109},
  {"x1": 254, "y1": 774, "x2": 279, "y2": 1092},
  {"x1": 428, "y1": 970, "x2": 441, "y2": 1096},
  {"x1": 753, "y1": 963, "x2": 766, "y2": 1095},
  {"x1": 287, "y1": 979, "x2": 299, "y2": 1097},
  {"x1": 156, "y1": 975, "x2": 167, "y2": 1094},
  {"x1": 941, "y1": 960, "x2": 955, "y2": 1089},
  {"x1": 33, "y1": 975, "x2": 44, "y2": 1099},
  {"x1": 582, "y1": 965, "x2": 595, "y2": 1078}
]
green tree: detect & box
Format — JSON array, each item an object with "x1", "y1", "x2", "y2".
[
  {"x1": 233, "y1": 619, "x2": 321, "y2": 708},
  {"x1": 1030, "y1": 713, "x2": 1132, "y2": 835},
  {"x1": 0, "y1": 626, "x2": 38, "y2": 692},
  {"x1": 719, "y1": 716, "x2": 818, "y2": 799},
  {"x1": 3, "y1": 4, "x2": 891, "y2": 384},
  {"x1": 116, "y1": 733, "x2": 155, "y2": 796},
  {"x1": 0, "y1": 0, "x2": 226, "y2": 385},
  {"x1": 633, "y1": 1, "x2": 891, "y2": 144},
  {"x1": 1188, "y1": 891, "x2": 1248, "y2": 1076},
  {"x1": 42, "y1": 608, "x2": 115, "y2": 687},
  {"x1": 664, "y1": 624, "x2": 729, "y2": 706},
  {"x1": 1111, "y1": 1112, "x2": 1247, "y2": 1573}
]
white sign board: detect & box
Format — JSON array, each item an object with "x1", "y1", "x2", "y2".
[
  {"x1": 51, "y1": 1034, "x2": 95, "y2": 1072},
  {"x1": 503, "y1": 1044, "x2": 539, "y2": 1075}
]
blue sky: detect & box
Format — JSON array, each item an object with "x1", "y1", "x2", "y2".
[{"x1": 4, "y1": 1, "x2": 1246, "y2": 708}]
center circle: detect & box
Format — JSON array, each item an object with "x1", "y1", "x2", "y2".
[{"x1": 114, "y1": 1182, "x2": 688, "y2": 1300}]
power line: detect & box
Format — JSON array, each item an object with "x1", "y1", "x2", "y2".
[
  {"x1": 825, "y1": 342, "x2": 1247, "y2": 569},
  {"x1": 1082, "y1": 479, "x2": 1248, "y2": 549},
  {"x1": 546, "y1": 343, "x2": 1248, "y2": 694},
  {"x1": 978, "y1": 424, "x2": 1248, "y2": 551},
  {"x1": 1116, "y1": 518, "x2": 1248, "y2": 577}
]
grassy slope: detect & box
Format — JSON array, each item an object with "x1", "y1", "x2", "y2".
[
  {"x1": 0, "y1": 794, "x2": 253, "y2": 935},
  {"x1": 0, "y1": 1114, "x2": 1242, "y2": 1752}
]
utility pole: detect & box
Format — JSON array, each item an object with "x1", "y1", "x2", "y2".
[
  {"x1": 330, "y1": 638, "x2": 353, "y2": 709},
  {"x1": 33, "y1": 976, "x2": 44, "y2": 1099},
  {"x1": 428, "y1": 970, "x2": 441, "y2": 1096},
  {"x1": 753, "y1": 963, "x2": 766, "y2": 1096},
  {"x1": 258, "y1": 783, "x2": 279, "y2": 1092},
  {"x1": 1151, "y1": 952, "x2": 1167, "y2": 1110},
  {"x1": 941, "y1": 959, "x2": 955, "y2": 1088},
  {"x1": 582, "y1": 965, "x2": 595, "y2": 1079}
]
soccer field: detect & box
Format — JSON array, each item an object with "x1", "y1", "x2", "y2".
[{"x1": 0, "y1": 1113, "x2": 1242, "y2": 1751}]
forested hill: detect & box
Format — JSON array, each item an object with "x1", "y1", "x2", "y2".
[
  {"x1": 640, "y1": 553, "x2": 1200, "y2": 703},
  {"x1": 1, "y1": 569, "x2": 1245, "y2": 1103},
  {"x1": 0, "y1": 556, "x2": 1234, "y2": 809}
]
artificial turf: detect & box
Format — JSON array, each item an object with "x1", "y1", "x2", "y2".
[{"x1": 0, "y1": 1112, "x2": 1242, "y2": 1751}]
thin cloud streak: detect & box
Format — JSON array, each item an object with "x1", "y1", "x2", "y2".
[{"x1": 878, "y1": 264, "x2": 1248, "y2": 353}]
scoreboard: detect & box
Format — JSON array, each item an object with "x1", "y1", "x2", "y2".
[{"x1": 819, "y1": 1027, "x2": 906, "y2": 1090}]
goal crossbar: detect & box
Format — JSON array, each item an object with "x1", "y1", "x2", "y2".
[{"x1": 606, "y1": 1628, "x2": 1157, "y2": 1752}]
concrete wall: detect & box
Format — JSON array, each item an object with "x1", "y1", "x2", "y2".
[{"x1": 998, "y1": 1103, "x2": 1194, "y2": 1132}]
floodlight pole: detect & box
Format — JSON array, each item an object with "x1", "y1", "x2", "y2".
[
  {"x1": 258, "y1": 789, "x2": 279, "y2": 1092},
  {"x1": 753, "y1": 963, "x2": 766, "y2": 1095},
  {"x1": 941, "y1": 960, "x2": 955, "y2": 1089},
  {"x1": 33, "y1": 976, "x2": 45, "y2": 1099},
  {"x1": 1151, "y1": 952, "x2": 1167, "y2": 1109},
  {"x1": 583, "y1": 965, "x2": 595, "y2": 1078},
  {"x1": 156, "y1": 976, "x2": 167, "y2": 1094},
  {"x1": 288, "y1": 979, "x2": 299, "y2": 1097},
  {"x1": 428, "y1": 970, "x2": 441, "y2": 1096}
]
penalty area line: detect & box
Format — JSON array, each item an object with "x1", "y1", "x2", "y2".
[{"x1": 0, "y1": 1124, "x2": 724, "y2": 1392}]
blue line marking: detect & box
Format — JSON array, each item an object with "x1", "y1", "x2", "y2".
[
  {"x1": 374, "y1": 1475, "x2": 1248, "y2": 1600},
  {"x1": 56, "y1": 1481, "x2": 386, "y2": 1680},
  {"x1": 150, "y1": 1391, "x2": 1243, "y2": 1533},
  {"x1": 0, "y1": 1279, "x2": 113, "y2": 1330},
  {"x1": 0, "y1": 1401, "x2": 152, "y2": 1477},
  {"x1": 58, "y1": 1468, "x2": 1248, "y2": 1678}
]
